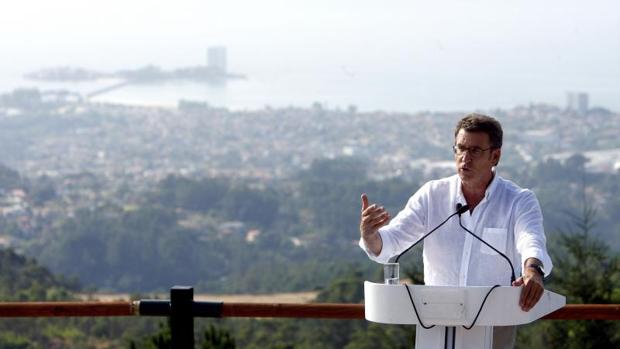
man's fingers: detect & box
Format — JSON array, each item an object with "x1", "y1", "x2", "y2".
[
  {"x1": 520, "y1": 283, "x2": 532, "y2": 309},
  {"x1": 523, "y1": 290, "x2": 534, "y2": 310},
  {"x1": 361, "y1": 194, "x2": 369, "y2": 211},
  {"x1": 524, "y1": 290, "x2": 539, "y2": 311},
  {"x1": 520, "y1": 279, "x2": 544, "y2": 311},
  {"x1": 526, "y1": 285, "x2": 544, "y2": 310},
  {"x1": 531, "y1": 288, "x2": 543, "y2": 307},
  {"x1": 519, "y1": 286, "x2": 529, "y2": 309},
  {"x1": 362, "y1": 205, "x2": 385, "y2": 217},
  {"x1": 362, "y1": 210, "x2": 382, "y2": 222},
  {"x1": 371, "y1": 214, "x2": 390, "y2": 229},
  {"x1": 363, "y1": 211, "x2": 389, "y2": 226},
  {"x1": 362, "y1": 205, "x2": 378, "y2": 217},
  {"x1": 512, "y1": 277, "x2": 524, "y2": 287}
]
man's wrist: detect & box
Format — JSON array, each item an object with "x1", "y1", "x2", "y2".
[
  {"x1": 524, "y1": 257, "x2": 544, "y2": 276},
  {"x1": 525, "y1": 264, "x2": 544, "y2": 278},
  {"x1": 364, "y1": 232, "x2": 383, "y2": 255}
]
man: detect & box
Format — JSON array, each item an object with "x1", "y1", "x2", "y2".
[{"x1": 359, "y1": 114, "x2": 552, "y2": 348}]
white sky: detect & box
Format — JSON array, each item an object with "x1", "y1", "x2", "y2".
[{"x1": 1, "y1": 0, "x2": 619, "y2": 77}]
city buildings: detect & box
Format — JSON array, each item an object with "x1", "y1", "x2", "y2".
[{"x1": 566, "y1": 91, "x2": 589, "y2": 114}]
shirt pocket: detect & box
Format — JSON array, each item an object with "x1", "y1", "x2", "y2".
[{"x1": 479, "y1": 228, "x2": 507, "y2": 255}]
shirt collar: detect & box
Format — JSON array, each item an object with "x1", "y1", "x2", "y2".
[
  {"x1": 456, "y1": 169, "x2": 500, "y2": 205},
  {"x1": 484, "y1": 169, "x2": 500, "y2": 200}
]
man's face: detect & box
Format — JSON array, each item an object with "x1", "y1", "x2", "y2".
[{"x1": 454, "y1": 129, "x2": 501, "y2": 185}]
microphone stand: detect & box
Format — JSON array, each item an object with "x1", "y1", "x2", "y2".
[
  {"x1": 391, "y1": 205, "x2": 470, "y2": 264},
  {"x1": 456, "y1": 204, "x2": 516, "y2": 284}
]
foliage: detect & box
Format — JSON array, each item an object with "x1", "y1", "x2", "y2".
[
  {"x1": 315, "y1": 267, "x2": 365, "y2": 303},
  {"x1": 201, "y1": 324, "x2": 236, "y2": 349},
  {"x1": 22, "y1": 158, "x2": 417, "y2": 293},
  {"x1": 1, "y1": 155, "x2": 620, "y2": 347},
  {"x1": 297, "y1": 157, "x2": 417, "y2": 236},
  {"x1": 344, "y1": 323, "x2": 413, "y2": 349},
  {"x1": 152, "y1": 175, "x2": 279, "y2": 228},
  {"x1": 0, "y1": 248, "x2": 109, "y2": 348},
  {"x1": 129, "y1": 322, "x2": 171, "y2": 349},
  {"x1": 517, "y1": 205, "x2": 620, "y2": 349},
  {"x1": 0, "y1": 163, "x2": 23, "y2": 190},
  {"x1": 208, "y1": 265, "x2": 414, "y2": 349},
  {"x1": 128, "y1": 322, "x2": 236, "y2": 349},
  {"x1": 402, "y1": 247, "x2": 425, "y2": 285},
  {"x1": 0, "y1": 332, "x2": 30, "y2": 349},
  {"x1": 0, "y1": 248, "x2": 77, "y2": 301},
  {"x1": 551, "y1": 207, "x2": 620, "y2": 305}
]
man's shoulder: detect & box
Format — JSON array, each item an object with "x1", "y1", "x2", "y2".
[
  {"x1": 495, "y1": 175, "x2": 536, "y2": 200},
  {"x1": 422, "y1": 175, "x2": 458, "y2": 192}
]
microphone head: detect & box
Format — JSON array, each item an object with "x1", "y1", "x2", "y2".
[{"x1": 456, "y1": 203, "x2": 469, "y2": 215}]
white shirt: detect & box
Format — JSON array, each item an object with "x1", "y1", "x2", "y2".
[{"x1": 360, "y1": 174, "x2": 553, "y2": 286}]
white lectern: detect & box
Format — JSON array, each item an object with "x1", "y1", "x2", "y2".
[{"x1": 364, "y1": 282, "x2": 565, "y2": 349}]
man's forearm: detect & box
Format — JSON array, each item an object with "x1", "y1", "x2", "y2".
[{"x1": 364, "y1": 233, "x2": 383, "y2": 256}]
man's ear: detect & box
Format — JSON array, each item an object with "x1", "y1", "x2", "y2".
[{"x1": 493, "y1": 148, "x2": 502, "y2": 166}]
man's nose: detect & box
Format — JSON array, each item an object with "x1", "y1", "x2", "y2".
[{"x1": 460, "y1": 150, "x2": 473, "y2": 162}]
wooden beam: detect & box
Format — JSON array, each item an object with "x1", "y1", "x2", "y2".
[
  {"x1": 0, "y1": 302, "x2": 134, "y2": 317},
  {"x1": 221, "y1": 303, "x2": 365, "y2": 319},
  {"x1": 542, "y1": 304, "x2": 620, "y2": 320},
  {"x1": 0, "y1": 302, "x2": 619, "y2": 320}
]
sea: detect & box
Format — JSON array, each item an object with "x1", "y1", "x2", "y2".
[{"x1": 1, "y1": 56, "x2": 619, "y2": 113}]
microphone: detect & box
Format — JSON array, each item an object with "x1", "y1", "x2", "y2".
[
  {"x1": 391, "y1": 204, "x2": 470, "y2": 263},
  {"x1": 455, "y1": 203, "x2": 516, "y2": 284}
]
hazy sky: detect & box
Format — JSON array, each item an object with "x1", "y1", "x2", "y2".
[
  {"x1": 2, "y1": 0, "x2": 619, "y2": 72},
  {"x1": 1, "y1": 0, "x2": 619, "y2": 111}
]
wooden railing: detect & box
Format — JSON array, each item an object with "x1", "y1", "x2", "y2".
[
  {"x1": 1, "y1": 286, "x2": 619, "y2": 348},
  {"x1": 0, "y1": 301, "x2": 619, "y2": 320}
]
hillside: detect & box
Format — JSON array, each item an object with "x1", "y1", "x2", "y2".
[{"x1": 0, "y1": 248, "x2": 77, "y2": 301}]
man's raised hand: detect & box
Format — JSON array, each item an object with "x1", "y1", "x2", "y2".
[{"x1": 360, "y1": 193, "x2": 389, "y2": 255}]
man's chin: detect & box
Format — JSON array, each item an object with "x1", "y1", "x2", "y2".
[{"x1": 458, "y1": 169, "x2": 472, "y2": 179}]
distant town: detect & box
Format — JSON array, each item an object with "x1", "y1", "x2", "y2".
[
  {"x1": 1, "y1": 71, "x2": 619, "y2": 249},
  {"x1": 0, "y1": 88, "x2": 617, "y2": 184},
  {"x1": 0, "y1": 86, "x2": 618, "y2": 215},
  {"x1": 0, "y1": 83, "x2": 619, "y2": 295}
]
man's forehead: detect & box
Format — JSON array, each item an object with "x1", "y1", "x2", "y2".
[{"x1": 455, "y1": 129, "x2": 491, "y2": 145}]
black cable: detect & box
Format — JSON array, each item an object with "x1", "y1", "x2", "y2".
[
  {"x1": 462, "y1": 284, "x2": 500, "y2": 330},
  {"x1": 394, "y1": 206, "x2": 466, "y2": 263},
  {"x1": 457, "y1": 215, "x2": 516, "y2": 284},
  {"x1": 404, "y1": 285, "x2": 435, "y2": 329},
  {"x1": 405, "y1": 284, "x2": 501, "y2": 331}
]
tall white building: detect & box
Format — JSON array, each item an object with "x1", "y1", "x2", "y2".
[
  {"x1": 207, "y1": 46, "x2": 227, "y2": 74},
  {"x1": 566, "y1": 92, "x2": 589, "y2": 114}
]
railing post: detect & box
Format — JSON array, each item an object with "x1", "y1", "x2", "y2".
[{"x1": 170, "y1": 286, "x2": 194, "y2": 349}]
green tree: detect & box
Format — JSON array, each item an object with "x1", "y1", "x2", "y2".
[
  {"x1": 0, "y1": 332, "x2": 31, "y2": 349},
  {"x1": 518, "y1": 205, "x2": 620, "y2": 348},
  {"x1": 0, "y1": 163, "x2": 22, "y2": 190},
  {"x1": 201, "y1": 324, "x2": 236, "y2": 349},
  {"x1": 0, "y1": 248, "x2": 77, "y2": 301},
  {"x1": 129, "y1": 322, "x2": 236, "y2": 349},
  {"x1": 129, "y1": 322, "x2": 171, "y2": 349},
  {"x1": 344, "y1": 323, "x2": 412, "y2": 349},
  {"x1": 315, "y1": 267, "x2": 365, "y2": 303}
]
